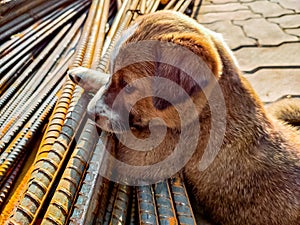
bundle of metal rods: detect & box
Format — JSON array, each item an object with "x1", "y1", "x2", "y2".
[{"x1": 0, "y1": 0, "x2": 200, "y2": 224}]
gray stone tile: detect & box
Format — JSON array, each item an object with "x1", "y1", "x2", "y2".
[
  {"x1": 239, "y1": 0, "x2": 264, "y2": 2},
  {"x1": 204, "y1": 20, "x2": 256, "y2": 49},
  {"x1": 200, "y1": 0, "x2": 300, "y2": 103},
  {"x1": 202, "y1": 0, "x2": 212, "y2": 5},
  {"x1": 285, "y1": 28, "x2": 300, "y2": 37},
  {"x1": 234, "y1": 18, "x2": 298, "y2": 45},
  {"x1": 210, "y1": 0, "x2": 238, "y2": 4},
  {"x1": 271, "y1": 0, "x2": 300, "y2": 12},
  {"x1": 198, "y1": 10, "x2": 260, "y2": 24},
  {"x1": 234, "y1": 43, "x2": 300, "y2": 72},
  {"x1": 245, "y1": 1, "x2": 293, "y2": 17},
  {"x1": 244, "y1": 69, "x2": 300, "y2": 102},
  {"x1": 268, "y1": 14, "x2": 300, "y2": 29},
  {"x1": 200, "y1": 3, "x2": 248, "y2": 14}
]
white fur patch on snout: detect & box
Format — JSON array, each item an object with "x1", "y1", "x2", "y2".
[{"x1": 87, "y1": 85, "x2": 120, "y2": 122}]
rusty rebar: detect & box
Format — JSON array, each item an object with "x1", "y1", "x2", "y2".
[
  {"x1": 1, "y1": 1, "x2": 201, "y2": 224},
  {"x1": 173, "y1": 0, "x2": 185, "y2": 11},
  {"x1": 0, "y1": 12, "x2": 86, "y2": 123},
  {"x1": 149, "y1": 0, "x2": 161, "y2": 13},
  {"x1": 0, "y1": 153, "x2": 26, "y2": 210},
  {"x1": 40, "y1": 120, "x2": 98, "y2": 225},
  {"x1": 0, "y1": 53, "x2": 75, "y2": 152},
  {"x1": 0, "y1": 0, "x2": 48, "y2": 26},
  {"x1": 170, "y1": 175, "x2": 196, "y2": 224},
  {"x1": 128, "y1": 188, "x2": 137, "y2": 225},
  {"x1": 101, "y1": 0, "x2": 130, "y2": 57},
  {"x1": 38, "y1": 1, "x2": 112, "y2": 223},
  {"x1": 70, "y1": 0, "x2": 100, "y2": 69},
  {"x1": 191, "y1": 0, "x2": 202, "y2": 20},
  {"x1": 6, "y1": 0, "x2": 109, "y2": 223},
  {"x1": 91, "y1": 0, "x2": 110, "y2": 70},
  {"x1": 0, "y1": 0, "x2": 31, "y2": 16},
  {"x1": 68, "y1": 139, "x2": 107, "y2": 225},
  {"x1": 8, "y1": 87, "x2": 88, "y2": 225},
  {"x1": 0, "y1": 0, "x2": 75, "y2": 42},
  {"x1": 137, "y1": 185, "x2": 159, "y2": 225},
  {"x1": 0, "y1": 24, "x2": 72, "y2": 119},
  {"x1": 110, "y1": 185, "x2": 132, "y2": 224},
  {"x1": 102, "y1": 183, "x2": 118, "y2": 225},
  {"x1": 7, "y1": 7, "x2": 92, "y2": 225},
  {"x1": 0, "y1": 0, "x2": 89, "y2": 74},
  {"x1": 178, "y1": 0, "x2": 192, "y2": 13},
  {"x1": 140, "y1": 0, "x2": 147, "y2": 14},
  {"x1": 0, "y1": 82, "x2": 62, "y2": 195},
  {"x1": 154, "y1": 181, "x2": 178, "y2": 224},
  {"x1": 0, "y1": 0, "x2": 86, "y2": 57},
  {"x1": 0, "y1": 52, "x2": 33, "y2": 96},
  {"x1": 164, "y1": 0, "x2": 177, "y2": 10}
]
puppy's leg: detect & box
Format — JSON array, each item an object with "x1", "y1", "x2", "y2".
[
  {"x1": 266, "y1": 96, "x2": 300, "y2": 129},
  {"x1": 68, "y1": 67, "x2": 110, "y2": 93}
]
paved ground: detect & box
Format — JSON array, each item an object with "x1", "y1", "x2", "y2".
[{"x1": 197, "y1": 0, "x2": 300, "y2": 103}]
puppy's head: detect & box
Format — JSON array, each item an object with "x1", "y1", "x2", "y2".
[{"x1": 71, "y1": 11, "x2": 231, "y2": 133}]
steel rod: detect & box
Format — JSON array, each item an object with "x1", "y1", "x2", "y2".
[
  {"x1": 164, "y1": 0, "x2": 177, "y2": 10},
  {"x1": 0, "y1": 24, "x2": 72, "y2": 116},
  {"x1": 40, "y1": 120, "x2": 98, "y2": 225},
  {"x1": 1, "y1": 2, "x2": 201, "y2": 225},
  {"x1": 68, "y1": 137, "x2": 107, "y2": 225},
  {"x1": 154, "y1": 181, "x2": 178, "y2": 224},
  {"x1": 170, "y1": 175, "x2": 196, "y2": 224},
  {"x1": 0, "y1": 0, "x2": 48, "y2": 26},
  {"x1": 102, "y1": 183, "x2": 118, "y2": 225},
  {"x1": 110, "y1": 185, "x2": 131, "y2": 225},
  {"x1": 0, "y1": 0, "x2": 74, "y2": 42},
  {"x1": 7, "y1": 0, "x2": 100, "y2": 223},
  {"x1": 172, "y1": 0, "x2": 185, "y2": 11},
  {"x1": 0, "y1": 0, "x2": 89, "y2": 75},
  {"x1": 178, "y1": 0, "x2": 192, "y2": 13},
  {"x1": 137, "y1": 185, "x2": 159, "y2": 225},
  {"x1": 0, "y1": 53, "x2": 74, "y2": 152}
]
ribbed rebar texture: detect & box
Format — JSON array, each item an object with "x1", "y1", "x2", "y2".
[{"x1": 0, "y1": 1, "x2": 198, "y2": 224}]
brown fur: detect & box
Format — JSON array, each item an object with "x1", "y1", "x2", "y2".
[
  {"x1": 71, "y1": 11, "x2": 300, "y2": 225},
  {"x1": 266, "y1": 97, "x2": 300, "y2": 129}
]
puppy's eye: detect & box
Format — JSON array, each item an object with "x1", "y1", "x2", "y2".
[{"x1": 125, "y1": 83, "x2": 135, "y2": 94}]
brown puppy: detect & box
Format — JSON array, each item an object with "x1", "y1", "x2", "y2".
[{"x1": 69, "y1": 11, "x2": 300, "y2": 225}]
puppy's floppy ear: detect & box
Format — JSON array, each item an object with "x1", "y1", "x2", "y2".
[
  {"x1": 208, "y1": 31, "x2": 239, "y2": 75},
  {"x1": 152, "y1": 63, "x2": 201, "y2": 110},
  {"x1": 152, "y1": 33, "x2": 222, "y2": 110},
  {"x1": 68, "y1": 67, "x2": 110, "y2": 94}
]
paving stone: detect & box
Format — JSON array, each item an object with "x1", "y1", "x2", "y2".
[
  {"x1": 204, "y1": 20, "x2": 256, "y2": 49},
  {"x1": 245, "y1": 1, "x2": 293, "y2": 17},
  {"x1": 285, "y1": 28, "x2": 300, "y2": 37},
  {"x1": 200, "y1": 2, "x2": 248, "y2": 14},
  {"x1": 234, "y1": 43, "x2": 300, "y2": 72},
  {"x1": 239, "y1": 0, "x2": 264, "y2": 2},
  {"x1": 202, "y1": 0, "x2": 212, "y2": 5},
  {"x1": 198, "y1": 10, "x2": 260, "y2": 24},
  {"x1": 268, "y1": 14, "x2": 300, "y2": 29},
  {"x1": 210, "y1": 0, "x2": 238, "y2": 4},
  {"x1": 244, "y1": 69, "x2": 300, "y2": 102},
  {"x1": 270, "y1": 0, "x2": 300, "y2": 12},
  {"x1": 234, "y1": 18, "x2": 297, "y2": 45},
  {"x1": 200, "y1": 0, "x2": 300, "y2": 104}
]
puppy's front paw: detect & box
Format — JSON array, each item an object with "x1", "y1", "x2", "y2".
[
  {"x1": 68, "y1": 66, "x2": 90, "y2": 85},
  {"x1": 67, "y1": 67, "x2": 110, "y2": 92}
]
